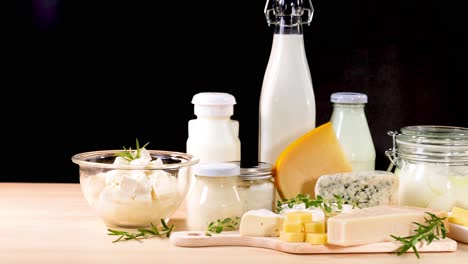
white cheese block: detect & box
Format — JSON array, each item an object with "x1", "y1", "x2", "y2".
[
  {"x1": 315, "y1": 170, "x2": 398, "y2": 208},
  {"x1": 327, "y1": 205, "x2": 448, "y2": 246},
  {"x1": 239, "y1": 209, "x2": 284, "y2": 237},
  {"x1": 448, "y1": 223, "x2": 468, "y2": 244}
]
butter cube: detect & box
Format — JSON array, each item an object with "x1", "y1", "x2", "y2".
[
  {"x1": 448, "y1": 216, "x2": 468, "y2": 227},
  {"x1": 306, "y1": 233, "x2": 327, "y2": 245},
  {"x1": 304, "y1": 222, "x2": 325, "y2": 233},
  {"x1": 279, "y1": 231, "x2": 305, "y2": 242},
  {"x1": 452, "y1": 207, "x2": 468, "y2": 218},
  {"x1": 285, "y1": 211, "x2": 313, "y2": 223},
  {"x1": 283, "y1": 222, "x2": 302, "y2": 233}
]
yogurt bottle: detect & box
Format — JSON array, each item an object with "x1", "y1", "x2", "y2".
[
  {"x1": 186, "y1": 92, "x2": 241, "y2": 164},
  {"x1": 330, "y1": 92, "x2": 376, "y2": 171}
]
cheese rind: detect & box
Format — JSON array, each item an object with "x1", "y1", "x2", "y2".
[
  {"x1": 315, "y1": 171, "x2": 399, "y2": 208},
  {"x1": 275, "y1": 122, "x2": 352, "y2": 199},
  {"x1": 327, "y1": 206, "x2": 448, "y2": 246},
  {"x1": 239, "y1": 209, "x2": 284, "y2": 237}
]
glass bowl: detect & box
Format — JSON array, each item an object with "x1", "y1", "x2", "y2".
[{"x1": 71, "y1": 150, "x2": 199, "y2": 228}]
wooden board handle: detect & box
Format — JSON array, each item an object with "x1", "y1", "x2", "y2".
[{"x1": 170, "y1": 231, "x2": 458, "y2": 254}]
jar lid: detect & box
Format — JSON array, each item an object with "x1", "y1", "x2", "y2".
[
  {"x1": 193, "y1": 162, "x2": 240, "y2": 177},
  {"x1": 390, "y1": 125, "x2": 468, "y2": 164},
  {"x1": 330, "y1": 92, "x2": 368, "y2": 104},
  {"x1": 229, "y1": 162, "x2": 273, "y2": 180},
  {"x1": 192, "y1": 92, "x2": 236, "y2": 117}
]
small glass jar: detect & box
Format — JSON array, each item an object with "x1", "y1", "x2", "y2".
[
  {"x1": 185, "y1": 163, "x2": 243, "y2": 231},
  {"x1": 386, "y1": 126, "x2": 468, "y2": 211},
  {"x1": 231, "y1": 162, "x2": 275, "y2": 214}
]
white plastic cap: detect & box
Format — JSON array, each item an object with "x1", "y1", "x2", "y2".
[
  {"x1": 193, "y1": 163, "x2": 240, "y2": 177},
  {"x1": 330, "y1": 92, "x2": 368, "y2": 104},
  {"x1": 192, "y1": 92, "x2": 236, "y2": 117}
]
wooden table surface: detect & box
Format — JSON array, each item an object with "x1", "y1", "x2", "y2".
[{"x1": 1, "y1": 183, "x2": 466, "y2": 264}]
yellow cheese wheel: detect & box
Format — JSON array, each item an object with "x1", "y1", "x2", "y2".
[{"x1": 274, "y1": 122, "x2": 352, "y2": 200}]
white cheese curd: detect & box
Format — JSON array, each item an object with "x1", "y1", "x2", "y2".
[
  {"x1": 396, "y1": 162, "x2": 468, "y2": 211},
  {"x1": 80, "y1": 148, "x2": 184, "y2": 227}
]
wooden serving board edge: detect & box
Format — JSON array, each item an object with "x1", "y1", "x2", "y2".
[{"x1": 170, "y1": 231, "x2": 458, "y2": 254}]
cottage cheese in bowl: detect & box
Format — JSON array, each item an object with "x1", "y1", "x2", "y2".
[{"x1": 73, "y1": 147, "x2": 198, "y2": 228}]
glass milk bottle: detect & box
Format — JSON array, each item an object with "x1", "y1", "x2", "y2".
[
  {"x1": 186, "y1": 92, "x2": 241, "y2": 164},
  {"x1": 330, "y1": 92, "x2": 376, "y2": 171},
  {"x1": 259, "y1": 0, "x2": 316, "y2": 165}
]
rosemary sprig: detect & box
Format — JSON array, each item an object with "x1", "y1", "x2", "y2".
[
  {"x1": 107, "y1": 219, "x2": 174, "y2": 243},
  {"x1": 276, "y1": 193, "x2": 344, "y2": 216},
  {"x1": 391, "y1": 212, "x2": 447, "y2": 259},
  {"x1": 115, "y1": 138, "x2": 150, "y2": 161},
  {"x1": 205, "y1": 217, "x2": 241, "y2": 236}
]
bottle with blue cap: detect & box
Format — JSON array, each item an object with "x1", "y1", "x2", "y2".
[{"x1": 330, "y1": 92, "x2": 376, "y2": 171}]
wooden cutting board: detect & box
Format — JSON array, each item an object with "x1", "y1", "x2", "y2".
[{"x1": 170, "y1": 231, "x2": 458, "y2": 254}]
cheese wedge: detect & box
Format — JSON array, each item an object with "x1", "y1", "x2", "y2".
[
  {"x1": 327, "y1": 205, "x2": 448, "y2": 246},
  {"x1": 315, "y1": 171, "x2": 399, "y2": 208},
  {"x1": 275, "y1": 122, "x2": 352, "y2": 199},
  {"x1": 239, "y1": 209, "x2": 284, "y2": 237}
]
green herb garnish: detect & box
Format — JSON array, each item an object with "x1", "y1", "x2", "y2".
[
  {"x1": 276, "y1": 194, "x2": 344, "y2": 216},
  {"x1": 391, "y1": 212, "x2": 447, "y2": 259},
  {"x1": 107, "y1": 219, "x2": 174, "y2": 243},
  {"x1": 115, "y1": 138, "x2": 150, "y2": 161},
  {"x1": 206, "y1": 217, "x2": 241, "y2": 235}
]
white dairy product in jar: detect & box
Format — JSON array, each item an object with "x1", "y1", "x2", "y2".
[
  {"x1": 395, "y1": 162, "x2": 468, "y2": 211},
  {"x1": 233, "y1": 162, "x2": 275, "y2": 214},
  {"x1": 186, "y1": 163, "x2": 243, "y2": 231},
  {"x1": 387, "y1": 125, "x2": 468, "y2": 211}
]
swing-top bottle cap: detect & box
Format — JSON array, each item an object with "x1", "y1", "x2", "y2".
[
  {"x1": 264, "y1": 0, "x2": 314, "y2": 26},
  {"x1": 331, "y1": 92, "x2": 368, "y2": 104},
  {"x1": 192, "y1": 92, "x2": 236, "y2": 117}
]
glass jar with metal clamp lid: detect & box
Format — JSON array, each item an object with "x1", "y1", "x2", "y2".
[
  {"x1": 230, "y1": 162, "x2": 275, "y2": 214},
  {"x1": 386, "y1": 126, "x2": 468, "y2": 211}
]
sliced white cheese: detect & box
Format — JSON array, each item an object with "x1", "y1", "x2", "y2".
[
  {"x1": 327, "y1": 205, "x2": 448, "y2": 246},
  {"x1": 315, "y1": 170, "x2": 398, "y2": 208},
  {"x1": 239, "y1": 209, "x2": 284, "y2": 237}
]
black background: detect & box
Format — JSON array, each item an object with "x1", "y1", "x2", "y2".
[{"x1": 3, "y1": 0, "x2": 467, "y2": 183}]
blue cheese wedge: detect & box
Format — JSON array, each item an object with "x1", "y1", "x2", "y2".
[{"x1": 315, "y1": 170, "x2": 398, "y2": 208}]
